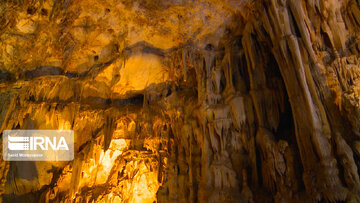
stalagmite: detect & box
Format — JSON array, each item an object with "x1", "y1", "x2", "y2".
[{"x1": 1, "y1": 0, "x2": 360, "y2": 202}]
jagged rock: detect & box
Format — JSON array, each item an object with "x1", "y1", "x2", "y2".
[{"x1": 1, "y1": 0, "x2": 360, "y2": 202}]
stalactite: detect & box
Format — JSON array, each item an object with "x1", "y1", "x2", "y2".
[{"x1": 1, "y1": 0, "x2": 360, "y2": 202}]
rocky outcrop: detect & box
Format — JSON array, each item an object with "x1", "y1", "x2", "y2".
[{"x1": 1, "y1": 0, "x2": 360, "y2": 202}]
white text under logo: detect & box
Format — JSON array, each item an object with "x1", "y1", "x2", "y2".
[{"x1": 3, "y1": 130, "x2": 74, "y2": 161}]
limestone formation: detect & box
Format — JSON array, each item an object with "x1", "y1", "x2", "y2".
[{"x1": 0, "y1": 0, "x2": 360, "y2": 202}]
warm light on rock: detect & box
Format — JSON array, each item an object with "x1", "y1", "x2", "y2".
[
  {"x1": 113, "y1": 53, "x2": 169, "y2": 94},
  {"x1": 1, "y1": 0, "x2": 360, "y2": 202}
]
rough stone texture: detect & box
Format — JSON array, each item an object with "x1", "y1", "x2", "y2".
[{"x1": 1, "y1": 0, "x2": 360, "y2": 202}]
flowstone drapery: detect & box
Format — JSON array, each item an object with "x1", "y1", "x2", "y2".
[{"x1": 1, "y1": 0, "x2": 360, "y2": 202}]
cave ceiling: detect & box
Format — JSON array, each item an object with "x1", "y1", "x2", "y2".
[{"x1": 1, "y1": 0, "x2": 360, "y2": 202}]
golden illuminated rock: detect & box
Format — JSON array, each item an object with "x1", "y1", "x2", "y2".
[{"x1": 1, "y1": 0, "x2": 360, "y2": 202}]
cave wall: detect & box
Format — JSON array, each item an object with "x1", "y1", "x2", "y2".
[{"x1": 0, "y1": 0, "x2": 360, "y2": 202}]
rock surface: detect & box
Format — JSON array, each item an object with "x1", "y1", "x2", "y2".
[{"x1": 1, "y1": 0, "x2": 360, "y2": 202}]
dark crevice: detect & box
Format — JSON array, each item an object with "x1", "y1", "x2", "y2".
[
  {"x1": 320, "y1": 28, "x2": 334, "y2": 53},
  {"x1": 270, "y1": 52, "x2": 306, "y2": 193},
  {"x1": 288, "y1": 9, "x2": 302, "y2": 38},
  {"x1": 0, "y1": 69, "x2": 16, "y2": 83},
  {"x1": 40, "y1": 8, "x2": 48, "y2": 16},
  {"x1": 22, "y1": 59, "x2": 115, "y2": 80},
  {"x1": 24, "y1": 66, "x2": 64, "y2": 79},
  {"x1": 27, "y1": 6, "x2": 36, "y2": 15},
  {"x1": 23, "y1": 94, "x2": 145, "y2": 109}
]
